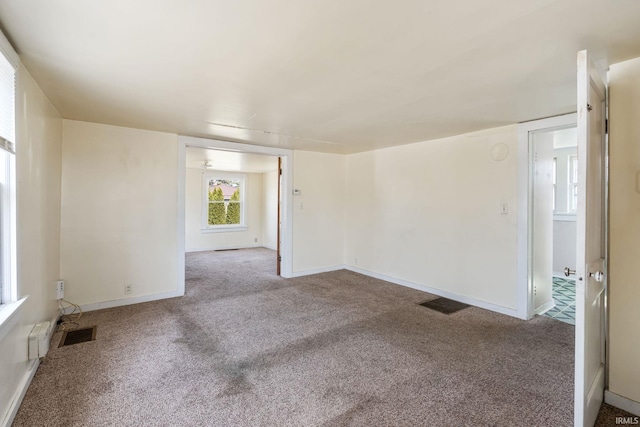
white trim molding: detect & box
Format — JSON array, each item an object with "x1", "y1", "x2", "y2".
[
  {"x1": 1, "y1": 359, "x2": 38, "y2": 427},
  {"x1": 346, "y1": 265, "x2": 520, "y2": 318},
  {"x1": 176, "y1": 140, "x2": 186, "y2": 299},
  {"x1": 517, "y1": 113, "x2": 577, "y2": 319},
  {"x1": 79, "y1": 290, "x2": 184, "y2": 313},
  {"x1": 0, "y1": 296, "x2": 27, "y2": 342},
  {"x1": 290, "y1": 264, "x2": 346, "y2": 278},
  {"x1": 605, "y1": 390, "x2": 640, "y2": 417}
]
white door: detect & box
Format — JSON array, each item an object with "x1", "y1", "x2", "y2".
[{"x1": 574, "y1": 50, "x2": 607, "y2": 427}]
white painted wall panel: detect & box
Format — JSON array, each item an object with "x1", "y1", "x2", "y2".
[
  {"x1": 0, "y1": 65, "x2": 62, "y2": 425},
  {"x1": 345, "y1": 125, "x2": 519, "y2": 309},
  {"x1": 292, "y1": 151, "x2": 345, "y2": 273},
  {"x1": 608, "y1": 57, "x2": 640, "y2": 405},
  {"x1": 552, "y1": 219, "x2": 576, "y2": 275},
  {"x1": 59, "y1": 121, "x2": 178, "y2": 305}
]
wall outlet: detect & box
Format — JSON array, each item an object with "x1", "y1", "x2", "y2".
[
  {"x1": 124, "y1": 284, "x2": 132, "y2": 295},
  {"x1": 56, "y1": 280, "x2": 64, "y2": 300}
]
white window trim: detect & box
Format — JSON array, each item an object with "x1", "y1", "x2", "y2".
[
  {"x1": 0, "y1": 296, "x2": 27, "y2": 342},
  {"x1": 0, "y1": 30, "x2": 17, "y2": 309},
  {"x1": 553, "y1": 213, "x2": 577, "y2": 222},
  {"x1": 568, "y1": 154, "x2": 578, "y2": 213},
  {"x1": 1, "y1": 152, "x2": 17, "y2": 304},
  {"x1": 201, "y1": 171, "x2": 247, "y2": 232}
]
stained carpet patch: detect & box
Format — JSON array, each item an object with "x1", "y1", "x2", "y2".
[
  {"x1": 419, "y1": 297, "x2": 470, "y2": 314},
  {"x1": 59, "y1": 326, "x2": 97, "y2": 347}
]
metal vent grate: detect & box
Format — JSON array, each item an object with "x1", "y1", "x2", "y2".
[
  {"x1": 418, "y1": 298, "x2": 470, "y2": 314},
  {"x1": 59, "y1": 326, "x2": 97, "y2": 347}
]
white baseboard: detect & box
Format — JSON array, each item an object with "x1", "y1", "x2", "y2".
[
  {"x1": 185, "y1": 243, "x2": 261, "y2": 253},
  {"x1": 345, "y1": 265, "x2": 520, "y2": 318},
  {"x1": 605, "y1": 390, "x2": 640, "y2": 417},
  {"x1": 533, "y1": 299, "x2": 556, "y2": 315},
  {"x1": 79, "y1": 289, "x2": 184, "y2": 313},
  {"x1": 1, "y1": 359, "x2": 39, "y2": 427},
  {"x1": 290, "y1": 264, "x2": 346, "y2": 278}
]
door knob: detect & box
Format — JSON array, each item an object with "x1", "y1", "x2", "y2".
[
  {"x1": 589, "y1": 271, "x2": 604, "y2": 282},
  {"x1": 564, "y1": 267, "x2": 576, "y2": 277}
]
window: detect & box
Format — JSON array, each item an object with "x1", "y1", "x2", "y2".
[
  {"x1": 0, "y1": 34, "x2": 17, "y2": 305},
  {"x1": 568, "y1": 154, "x2": 578, "y2": 212},
  {"x1": 202, "y1": 173, "x2": 246, "y2": 231}
]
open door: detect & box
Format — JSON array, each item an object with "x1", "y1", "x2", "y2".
[
  {"x1": 574, "y1": 50, "x2": 607, "y2": 427},
  {"x1": 276, "y1": 157, "x2": 282, "y2": 276}
]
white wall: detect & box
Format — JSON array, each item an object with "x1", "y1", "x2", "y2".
[
  {"x1": 292, "y1": 151, "x2": 345, "y2": 273},
  {"x1": 60, "y1": 120, "x2": 179, "y2": 306},
  {"x1": 552, "y1": 220, "x2": 576, "y2": 275},
  {"x1": 0, "y1": 65, "x2": 62, "y2": 425},
  {"x1": 262, "y1": 169, "x2": 278, "y2": 250},
  {"x1": 185, "y1": 168, "x2": 264, "y2": 251},
  {"x1": 552, "y1": 146, "x2": 577, "y2": 275},
  {"x1": 608, "y1": 57, "x2": 640, "y2": 406},
  {"x1": 345, "y1": 125, "x2": 519, "y2": 311}
]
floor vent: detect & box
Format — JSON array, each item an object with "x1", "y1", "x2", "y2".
[
  {"x1": 59, "y1": 326, "x2": 97, "y2": 347},
  {"x1": 419, "y1": 298, "x2": 470, "y2": 314}
]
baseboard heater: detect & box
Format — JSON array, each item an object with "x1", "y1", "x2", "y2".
[{"x1": 28, "y1": 321, "x2": 51, "y2": 360}]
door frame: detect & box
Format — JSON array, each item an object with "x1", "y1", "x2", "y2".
[
  {"x1": 516, "y1": 113, "x2": 577, "y2": 319},
  {"x1": 176, "y1": 135, "x2": 294, "y2": 287}
]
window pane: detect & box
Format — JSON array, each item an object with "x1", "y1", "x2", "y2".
[{"x1": 206, "y1": 177, "x2": 242, "y2": 226}]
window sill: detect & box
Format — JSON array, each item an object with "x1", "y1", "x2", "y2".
[
  {"x1": 0, "y1": 296, "x2": 28, "y2": 341},
  {"x1": 553, "y1": 213, "x2": 577, "y2": 222},
  {"x1": 201, "y1": 226, "x2": 249, "y2": 234}
]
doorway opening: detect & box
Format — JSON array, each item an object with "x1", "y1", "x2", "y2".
[
  {"x1": 516, "y1": 113, "x2": 577, "y2": 320},
  {"x1": 183, "y1": 146, "x2": 282, "y2": 274},
  {"x1": 530, "y1": 126, "x2": 578, "y2": 325},
  {"x1": 176, "y1": 135, "x2": 294, "y2": 294}
]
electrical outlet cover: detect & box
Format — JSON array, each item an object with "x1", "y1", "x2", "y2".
[{"x1": 56, "y1": 280, "x2": 65, "y2": 300}]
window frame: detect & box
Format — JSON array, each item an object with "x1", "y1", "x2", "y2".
[
  {"x1": 0, "y1": 30, "x2": 17, "y2": 307},
  {"x1": 201, "y1": 171, "x2": 248, "y2": 233},
  {"x1": 568, "y1": 154, "x2": 578, "y2": 213},
  {"x1": 0, "y1": 151, "x2": 16, "y2": 304}
]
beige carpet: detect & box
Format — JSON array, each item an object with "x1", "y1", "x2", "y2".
[{"x1": 11, "y1": 247, "x2": 620, "y2": 426}]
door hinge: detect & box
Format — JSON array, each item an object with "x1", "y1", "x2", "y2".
[
  {"x1": 279, "y1": 168, "x2": 283, "y2": 175},
  {"x1": 587, "y1": 103, "x2": 593, "y2": 112},
  {"x1": 278, "y1": 256, "x2": 282, "y2": 262}
]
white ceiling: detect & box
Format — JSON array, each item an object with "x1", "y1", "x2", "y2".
[
  {"x1": 1, "y1": 1, "x2": 640, "y2": 154},
  {"x1": 186, "y1": 147, "x2": 278, "y2": 173}
]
